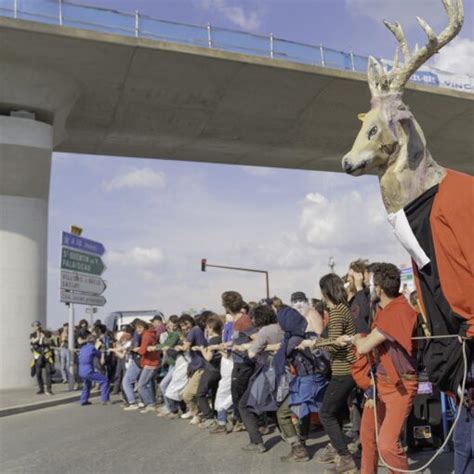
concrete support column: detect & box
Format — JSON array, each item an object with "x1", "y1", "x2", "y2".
[{"x1": 0, "y1": 116, "x2": 53, "y2": 389}]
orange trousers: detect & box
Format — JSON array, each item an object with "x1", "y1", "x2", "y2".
[{"x1": 360, "y1": 378, "x2": 418, "y2": 474}]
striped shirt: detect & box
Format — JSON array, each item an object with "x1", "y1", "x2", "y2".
[{"x1": 319, "y1": 303, "x2": 356, "y2": 376}]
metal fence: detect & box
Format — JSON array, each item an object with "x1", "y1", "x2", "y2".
[
  {"x1": 0, "y1": 0, "x2": 368, "y2": 71},
  {"x1": 0, "y1": 0, "x2": 471, "y2": 92}
]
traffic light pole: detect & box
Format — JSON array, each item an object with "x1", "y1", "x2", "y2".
[{"x1": 201, "y1": 259, "x2": 270, "y2": 298}]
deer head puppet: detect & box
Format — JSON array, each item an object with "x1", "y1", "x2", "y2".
[{"x1": 342, "y1": 0, "x2": 464, "y2": 213}]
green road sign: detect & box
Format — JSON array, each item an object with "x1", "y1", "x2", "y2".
[{"x1": 61, "y1": 247, "x2": 106, "y2": 276}]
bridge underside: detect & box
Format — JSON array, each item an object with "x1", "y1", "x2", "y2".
[{"x1": 0, "y1": 17, "x2": 473, "y2": 174}]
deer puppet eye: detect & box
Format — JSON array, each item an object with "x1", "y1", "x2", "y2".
[{"x1": 367, "y1": 126, "x2": 378, "y2": 140}]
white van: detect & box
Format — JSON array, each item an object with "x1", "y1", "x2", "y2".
[{"x1": 105, "y1": 310, "x2": 163, "y2": 331}]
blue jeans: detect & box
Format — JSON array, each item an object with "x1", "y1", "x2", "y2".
[
  {"x1": 454, "y1": 404, "x2": 473, "y2": 474},
  {"x1": 59, "y1": 347, "x2": 70, "y2": 382},
  {"x1": 159, "y1": 365, "x2": 175, "y2": 410},
  {"x1": 79, "y1": 370, "x2": 109, "y2": 404},
  {"x1": 166, "y1": 397, "x2": 181, "y2": 413},
  {"x1": 122, "y1": 360, "x2": 141, "y2": 405},
  {"x1": 139, "y1": 367, "x2": 158, "y2": 407}
]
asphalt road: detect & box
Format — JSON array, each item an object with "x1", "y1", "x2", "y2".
[{"x1": 0, "y1": 398, "x2": 454, "y2": 474}]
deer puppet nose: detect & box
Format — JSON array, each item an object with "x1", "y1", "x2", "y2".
[{"x1": 342, "y1": 157, "x2": 353, "y2": 173}]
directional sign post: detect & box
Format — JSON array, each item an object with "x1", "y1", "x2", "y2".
[
  {"x1": 60, "y1": 290, "x2": 106, "y2": 307},
  {"x1": 61, "y1": 247, "x2": 106, "y2": 276},
  {"x1": 60, "y1": 270, "x2": 106, "y2": 295},
  {"x1": 61, "y1": 228, "x2": 107, "y2": 390},
  {"x1": 62, "y1": 232, "x2": 105, "y2": 256},
  {"x1": 60, "y1": 231, "x2": 107, "y2": 307}
]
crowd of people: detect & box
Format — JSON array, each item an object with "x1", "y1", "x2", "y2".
[{"x1": 30, "y1": 259, "x2": 473, "y2": 474}]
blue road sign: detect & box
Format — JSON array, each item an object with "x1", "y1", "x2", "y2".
[{"x1": 62, "y1": 232, "x2": 105, "y2": 256}]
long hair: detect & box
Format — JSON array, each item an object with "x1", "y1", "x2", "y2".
[{"x1": 319, "y1": 273, "x2": 348, "y2": 306}]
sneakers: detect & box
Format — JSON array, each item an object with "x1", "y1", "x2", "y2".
[
  {"x1": 189, "y1": 415, "x2": 201, "y2": 425},
  {"x1": 347, "y1": 439, "x2": 361, "y2": 454},
  {"x1": 157, "y1": 407, "x2": 171, "y2": 417},
  {"x1": 140, "y1": 406, "x2": 157, "y2": 414},
  {"x1": 36, "y1": 390, "x2": 44, "y2": 395},
  {"x1": 198, "y1": 419, "x2": 216, "y2": 429},
  {"x1": 259, "y1": 425, "x2": 271, "y2": 435},
  {"x1": 209, "y1": 424, "x2": 227, "y2": 434},
  {"x1": 180, "y1": 411, "x2": 193, "y2": 420},
  {"x1": 137, "y1": 402, "x2": 145, "y2": 408},
  {"x1": 233, "y1": 421, "x2": 246, "y2": 432},
  {"x1": 124, "y1": 404, "x2": 139, "y2": 411},
  {"x1": 317, "y1": 443, "x2": 337, "y2": 464},
  {"x1": 81, "y1": 401, "x2": 92, "y2": 406},
  {"x1": 323, "y1": 454, "x2": 357, "y2": 473},
  {"x1": 45, "y1": 390, "x2": 54, "y2": 396},
  {"x1": 241, "y1": 443, "x2": 266, "y2": 453}
]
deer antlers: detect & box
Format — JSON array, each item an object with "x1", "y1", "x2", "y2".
[{"x1": 368, "y1": 0, "x2": 464, "y2": 97}]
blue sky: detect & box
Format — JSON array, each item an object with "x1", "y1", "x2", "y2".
[{"x1": 47, "y1": 0, "x2": 473, "y2": 328}]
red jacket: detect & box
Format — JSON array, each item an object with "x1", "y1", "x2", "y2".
[
  {"x1": 414, "y1": 169, "x2": 474, "y2": 338},
  {"x1": 138, "y1": 329, "x2": 160, "y2": 368},
  {"x1": 351, "y1": 296, "x2": 417, "y2": 390}
]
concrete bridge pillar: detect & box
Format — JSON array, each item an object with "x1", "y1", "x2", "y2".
[
  {"x1": 0, "y1": 64, "x2": 78, "y2": 388},
  {"x1": 0, "y1": 116, "x2": 52, "y2": 388}
]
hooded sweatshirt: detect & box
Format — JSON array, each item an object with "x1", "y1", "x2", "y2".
[{"x1": 138, "y1": 329, "x2": 160, "y2": 368}]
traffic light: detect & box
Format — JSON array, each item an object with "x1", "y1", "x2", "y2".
[{"x1": 201, "y1": 258, "x2": 207, "y2": 272}]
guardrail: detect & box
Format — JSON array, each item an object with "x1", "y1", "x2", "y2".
[{"x1": 0, "y1": 0, "x2": 472, "y2": 92}]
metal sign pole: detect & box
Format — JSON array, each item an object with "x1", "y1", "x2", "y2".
[
  {"x1": 265, "y1": 271, "x2": 270, "y2": 299},
  {"x1": 67, "y1": 302, "x2": 75, "y2": 391}
]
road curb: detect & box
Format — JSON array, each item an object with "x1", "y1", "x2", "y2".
[{"x1": 0, "y1": 391, "x2": 100, "y2": 418}]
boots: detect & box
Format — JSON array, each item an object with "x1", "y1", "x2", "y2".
[
  {"x1": 323, "y1": 454, "x2": 358, "y2": 473},
  {"x1": 293, "y1": 442, "x2": 310, "y2": 462},
  {"x1": 317, "y1": 443, "x2": 337, "y2": 464},
  {"x1": 280, "y1": 442, "x2": 310, "y2": 463}
]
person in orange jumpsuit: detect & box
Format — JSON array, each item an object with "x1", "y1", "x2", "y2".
[{"x1": 342, "y1": 263, "x2": 418, "y2": 474}]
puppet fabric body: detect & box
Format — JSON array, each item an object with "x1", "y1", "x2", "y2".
[{"x1": 388, "y1": 169, "x2": 474, "y2": 391}]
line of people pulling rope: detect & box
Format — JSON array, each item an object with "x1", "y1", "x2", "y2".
[{"x1": 68, "y1": 262, "x2": 472, "y2": 474}]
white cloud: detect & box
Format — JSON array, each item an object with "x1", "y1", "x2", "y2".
[
  {"x1": 228, "y1": 182, "x2": 407, "y2": 274},
  {"x1": 299, "y1": 186, "x2": 400, "y2": 254},
  {"x1": 106, "y1": 247, "x2": 165, "y2": 268},
  {"x1": 200, "y1": 0, "x2": 262, "y2": 31},
  {"x1": 103, "y1": 167, "x2": 166, "y2": 192},
  {"x1": 432, "y1": 38, "x2": 474, "y2": 75},
  {"x1": 345, "y1": 0, "x2": 446, "y2": 28},
  {"x1": 305, "y1": 192, "x2": 328, "y2": 206},
  {"x1": 240, "y1": 165, "x2": 274, "y2": 176}
]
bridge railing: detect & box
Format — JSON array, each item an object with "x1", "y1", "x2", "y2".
[{"x1": 0, "y1": 0, "x2": 471, "y2": 92}]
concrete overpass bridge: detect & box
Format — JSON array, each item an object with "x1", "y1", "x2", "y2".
[{"x1": 0, "y1": 2, "x2": 473, "y2": 387}]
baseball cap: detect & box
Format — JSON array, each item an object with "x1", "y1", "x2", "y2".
[
  {"x1": 150, "y1": 312, "x2": 164, "y2": 322},
  {"x1": 290, "y1": 291, "x2": 308, "y2": 302}
]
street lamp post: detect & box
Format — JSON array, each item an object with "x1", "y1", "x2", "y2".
[
  {"x1": 328, "y1": 256, "x2": 336, "y2": 273},
  {"x1": 201, "y1": 259, "x2": 270, "y2": 299}
]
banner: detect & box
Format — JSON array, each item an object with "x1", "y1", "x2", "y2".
[{"x1": 382, "y1": 60, "x2": 473, "y2": 93}]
